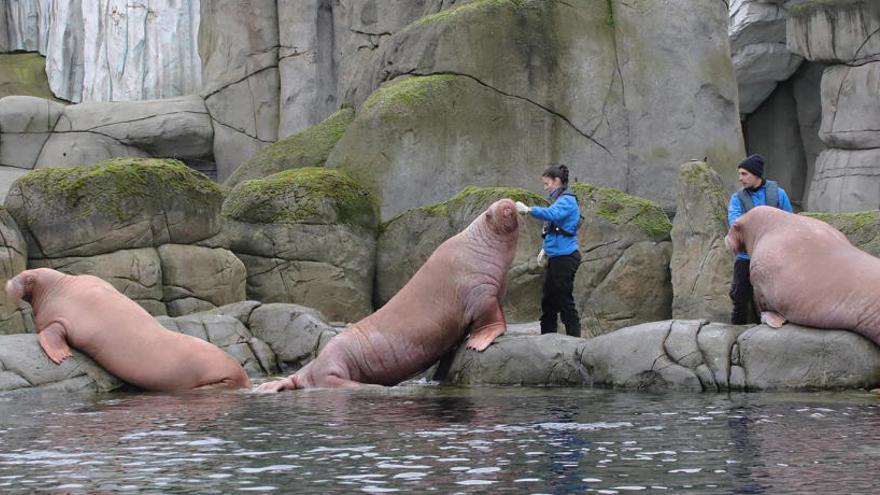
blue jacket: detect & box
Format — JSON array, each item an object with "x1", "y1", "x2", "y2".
[
  {"x1": 530, "y1": 188, "x2": 580, "y2": 257},
  {"x1": 727, "y1": 181, "x2": 793, "y2": 260}
]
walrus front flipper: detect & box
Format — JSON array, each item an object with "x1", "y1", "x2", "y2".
[
  {"x1": 761, "y1": 311, "x2": 787, "y2": 329},
  {"x1": 38, "y1": 322, "x2": 73, "y2": 364},
  {"x1": 467, "y1": 299, "x2": 506, "y2": 352}
]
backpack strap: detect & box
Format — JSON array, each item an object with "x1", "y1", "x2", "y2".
[
  {"x1": 764, "y1": 180, "x2": 779, "y2": 208},
  {"x1": 736, "y1": 188, "x2": 754, "y2": 212}
]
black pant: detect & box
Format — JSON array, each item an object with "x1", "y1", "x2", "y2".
[
  {"x1": 540, "y1": 251, "x2": 581, "y2": 337},
  {"x1": 729, "y1": 258, "x2": 756, "y2": 325}
]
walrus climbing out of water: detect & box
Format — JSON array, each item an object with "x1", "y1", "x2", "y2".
[
  {"x1": 725, "y1": 206, "x2": 880, "y2": 350},
  {"x1": 6, "y1": 268, "x2": 251, "y2": 391},
  {"x1": 256, "y1": 198, "x2": 521, "y2": 392}
]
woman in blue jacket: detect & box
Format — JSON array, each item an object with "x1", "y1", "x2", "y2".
[{"x1": 515, "y1": 164, "x2": 582, "y2": 337}]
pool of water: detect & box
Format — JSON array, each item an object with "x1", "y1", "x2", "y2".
[{"x1": 0, "y1": 384, "x2": 877, "y2": 494}]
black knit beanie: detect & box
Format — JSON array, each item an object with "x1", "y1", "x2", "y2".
[{"x1": 737, "y1": 154, "x2": 765, "y2": 178}]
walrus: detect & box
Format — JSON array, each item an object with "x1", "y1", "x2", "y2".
[
  {"x1": 725, "y1": 205, "x2": 880, "y2": 345},
  {"x1": 256, "y1": 198, "x2": 521, "y2": 392},
  {"x1": 6, "y1": 267, "x2": 251, "y2": 390}
]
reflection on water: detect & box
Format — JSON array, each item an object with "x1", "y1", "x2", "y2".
[{"x1": 0, "y1": 385, "x2": 877, "y2": 493}]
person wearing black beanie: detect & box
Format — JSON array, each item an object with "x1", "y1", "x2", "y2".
[{"x1": 726, "y1": 153, "x2": 794, "y2": 324}]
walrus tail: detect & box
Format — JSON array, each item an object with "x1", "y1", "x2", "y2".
[{"x1": 5, "y1": 273, "x2": 27, "y2": 307}]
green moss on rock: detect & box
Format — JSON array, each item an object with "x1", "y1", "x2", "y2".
[
  {"x1": 800, "y1": 210, "x2": 880, "y2": 255},
  {"x1": 0, "y1": 53, "x2": 63, "y2": 101},
  {"x1": 681, "y1": 161, "x2": 729, "y2": 225},
  {"x1": 15, "y1": 158, "x2": 220, "y2": 221},
  {"x1": 225, "y1": 107, "x2": 355, "y2": 188},
  {"x1": 362, "y1": 75, "x2": 458, "y2": 113},
  {"x1": 570, "y1": 182, "x2": 672, "y2": 238},
  {"x1": 222, "y1": 167, "x2": 378, "y2": 230},
  {"x1": 414, "y1": 0, "x2": 530, "y2": 27}
]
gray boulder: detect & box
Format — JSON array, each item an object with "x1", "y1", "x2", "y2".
[
  {"x1": 786, "y1": 0, "x2": 880, "y2": 65},
  {"x1": 0, "y1": 95, "x2": 213, "y2": 180},
  {"x1": 433, "y1": 334, "x2": 591, "y2": 386},
  {"x1": 806, "y1": 148, "x2": 880, "y2": 212},
  {"x1": 0, "y1": 207, "x2": 29, "y2": 334},
  {"x1": 437, "y1": 318, "x2": 880, "y2": 391},
  {"x1": 158, "y1": 245, "x2": 247, "y2": 317},
  {"x1": 223, "y1": 167, "x2": 378, "y2": 322},
  {"x1": 375, "y1": 186, "x2": 547, "y2": 322},
  {"x1": 568, "y1": 183, "x2": 673, "y2": 337},
  {"x1": 5, "y1": 157, "x2": 224, "y2": 258},
  {"x1": 225, "y1": 107, "x2": 355, "y2": 188},
  {"x1": 0, "y1": 96, "x2": 66, "y2": 170},
  {"x1": 670, "y1": 161, "x2": 733, "y2": 322},
  {"x1": 157, "y1": 311, "x2": 279, "y2": 377},
  {"x1": 819, "y1": 62, "x2": 880, "y2": 149},
  {"x1": 0, "y1": 334, "x2": 122, "y2": 394},
  {"x1": 245, "y1": 303, "x2": 339, "y2": 371}
]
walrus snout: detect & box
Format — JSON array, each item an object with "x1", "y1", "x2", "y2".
[{"x1": 5, "y1": 275, "x2": 26, "y2": 306}]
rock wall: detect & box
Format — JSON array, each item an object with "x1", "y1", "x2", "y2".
[
  {"x1": 0, "y1": 94, "x2": 214, "y2": 199},
  {"x1": 0, "y1": 0, "x2": 202, "y2": 103},
  {"x1": 222, "y1": 167, "x2": 378, "y2": 323},
  {"x1": 730, "y1": 0, "x2": 802, "y2": 115},
  {"x1": 787, "y1": 1, "x2": 880, "y2": 211}
]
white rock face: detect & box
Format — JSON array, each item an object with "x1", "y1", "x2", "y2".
[
  {"x1": 729, "y1": 0, "x2": 802, "y2": 115},
  {"x1": 0, "y1": 0, "x2": 201, "y2": 103}
]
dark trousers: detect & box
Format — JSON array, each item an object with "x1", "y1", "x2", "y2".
[
  {"x1": 729, "y1": 258, "x2": 756, "y2": 325},
  {"x1": 540, "y1": 251, "x2": 582, "y2": 337}
]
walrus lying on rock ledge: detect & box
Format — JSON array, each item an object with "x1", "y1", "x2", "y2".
[
  {"x1": 6, "y1": 268, "x2": 251, "y2": 391},
  {"x1": 256, "y1": 198, "x2": 521, "y2": 392},
  {"x1": 726, "y1": 206, "x2": 880, "y2": 349}
]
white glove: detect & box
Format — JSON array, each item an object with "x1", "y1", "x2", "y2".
[
  {"x1": 536, "y1": 248, "x2": 547, "y2": 266},
  {"x1": 514, "y1": 201, "x2": 531, "y2": 215}
]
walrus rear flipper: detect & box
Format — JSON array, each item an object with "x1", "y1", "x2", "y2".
[
  {"x1": 38, "y1": 322, "x2": 73, "y2": 364},
  {"x1": 761, "y1": 311, "x2": 787, "y2": 329}
]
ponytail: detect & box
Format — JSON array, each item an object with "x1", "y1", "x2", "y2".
[{"x1": 541, "y1": 164, "x2": 569, "y2": 186}]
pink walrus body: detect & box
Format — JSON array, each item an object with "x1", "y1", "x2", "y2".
[
  {"x1": 257, "y1": 198, "x2": 521, "y2": 391},
  {"x1": 6, "y1": 268, "x2": 250, "y2": 391},
  {"x1": 725, "y1": 205, "x2": 880, "y2": 347}
]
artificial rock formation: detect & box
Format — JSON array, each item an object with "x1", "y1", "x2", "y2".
[
  {"x1": 224, "y1": 107, "x2": 355, "y2": 188},
  {"x1": 3, "y1": 158, "x2": 245, "y2": 316},
  {"x1": 439, "y1": 320, "x2": 880, "y2": 391},
  {"x1": 786, "y1": 1, "x2": 880, "y2": 211},
  {"x1": 729, "y1": 0, "x2": 803, "y2": 115},
  {"x1": 222, "y1": 167, "x2": 378, "y2": 322},
  {"x1": 0, "y1": 207, "x2": 29, "y2": 335},
  {"x1": 0, "y1": 0, "x2": 202, "y2": 103},
  {"x1": 0, "y1": 94, "x2": 214, "y2": 200},
  {"x1": 328, "y1": 0, "x2": 743, "y2": 216},
  {"x1": 670, "y1": 161, "x2": 733, "y2": 323},
  {"x1": 567, "y1": 183, "x2": 673, "y2": 337}
]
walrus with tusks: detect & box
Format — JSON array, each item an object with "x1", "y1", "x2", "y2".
[
  {"x1": 256, "y1": 198, "x2": 521, "y2": 391},
  {"x1": 6, "y1": 267, "x2": 251, "y2": 391}
]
